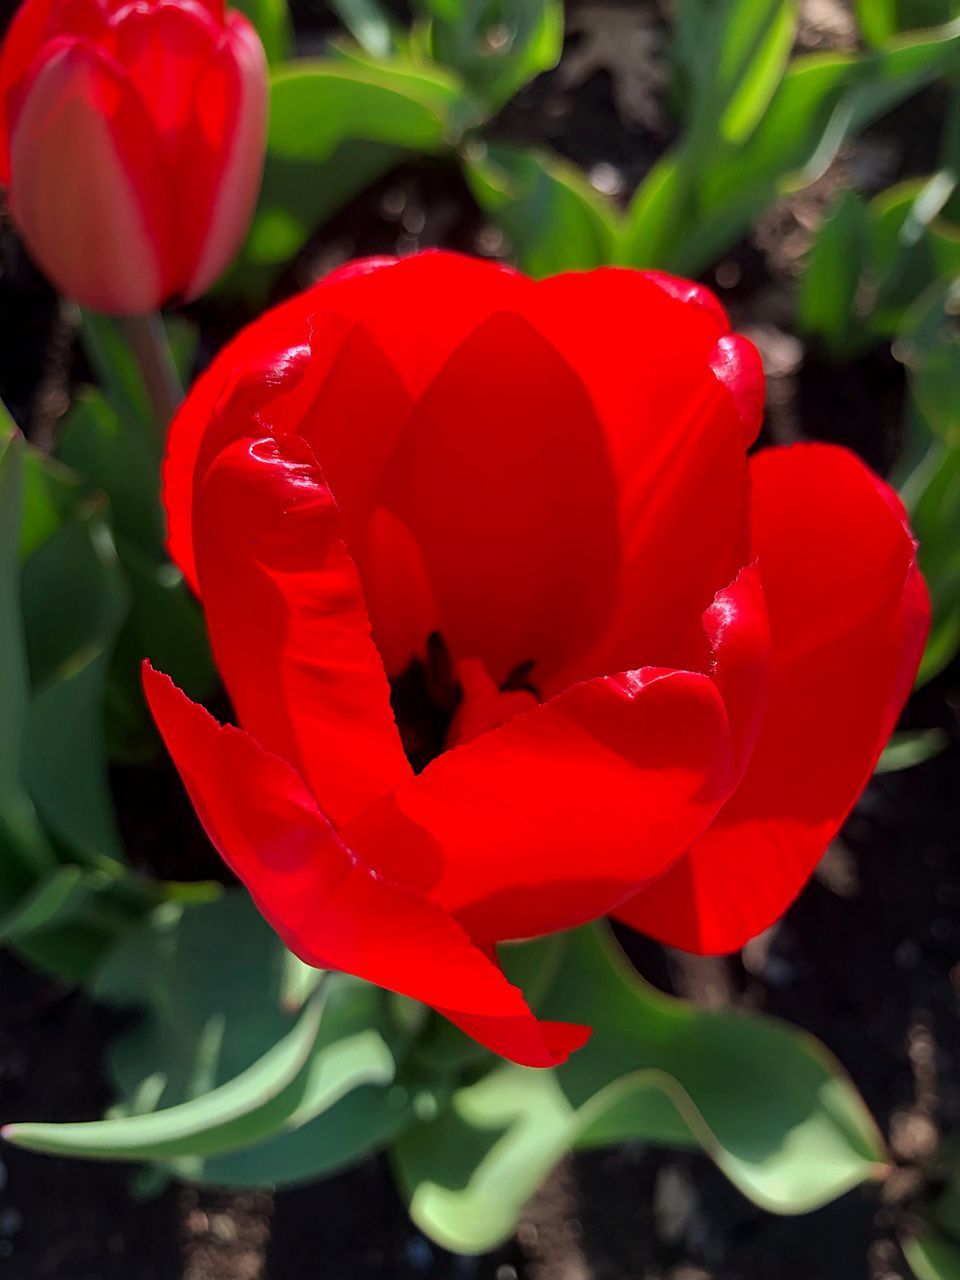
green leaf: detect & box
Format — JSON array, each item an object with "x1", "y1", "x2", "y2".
[
  {"x1": 904, "y1": 1228, "x2": 960, "y2": 1280},
  {"x1": 798, "y1": 189, "x2": 871, "y2": 356},
  {"x1": 4, "y1": 988, "x2": 330, "y2": 1160},
  {"x1": 225, "y1": 54, "x2": 473, "y2": 294},
  {"x1": 57, "y1": 382, "x2": 214, "y2": 763},
  {"x1": 26, "y1": 892, "x2": 417, "y2": 1183},
  {"x1": 0, "y1": 431, "x2": 64, "y2": 888},
  {"x1": 628, "y1": 21, "x2": 960, "y2": 275},
  {"x1": 419, "y1": 0, "x2": 563, "y2": 112},
  {"x1": 866, "y1": 175, "x2": 960, "y2": 339},
  {"x1": 269, "y1": 58, "x2": 470, "y2": 161},
  {"x1": 675, "y1": 0, "x2": 799, "y2": 143},
  {"x1": 463, "y1": 142, "x2": 620, "y2": 276},
  {"x1": 715, "y1": 0, "x2": 800, "y2": 145},
  {"x1": 875, "y1": 728, "x2": 950, "y2": 771},
  {"x1": 896, "y1": 278, "x2": 960, "y2": 443},
  {"x1": 19, "y1": 498, "x2": 127, "y2": 865},
  {"x1": 58, "y1": 391, "x2": 163, "y2": 553},
  {"x1": 899, "y1": 434, "x2": 960, "y2": 683},
  {"x1": 857, "y1": 0, "x2": 960, "y2": 45},
  {"x1": 232, "y1": 0, "x2": 292, "y2": 63},
  {"x1": 0, "y1": 864, "x2": 147, "y2": 982},
  {"x1": 395, "y1": 926, "x2": 887, "y2": 1254}
]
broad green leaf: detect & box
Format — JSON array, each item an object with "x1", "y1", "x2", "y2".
[
  {"x1": 57, "y1": 384, "x2": 214, "y2": 763},
  {"x1": 798, "y1": 189, "x2": 871, "y2": 356},
  {"x1": 876, "y1": 728, "x2": 950, "y2": 771},
  {"x1": 58, "y1": 392, "x2": 163, "y2": 553},
  {"x1": 419, "y1": 0, "x2": 563, "y2": 112},
  {"x1": 20, "y1": 500, "x2": 127, "y2": 865},
  {"x1": 905, "y1": 1229, "x2": 960, "y2": 1280},
  {"x1": 463, "y1": 142, "x2": 620, "y2": 276},
  {"x1": 4, "y1": 988, "x2": 329, "y2": 1160},
  {"x1": 47, "y1": 893, "x2": 417, "y2": 1182},
  {"x1": 0, "y1": 864, "x2": 148, "y2": 982},
  {"x1": 0, "y1": 431, "x2": 59, "y2": 887},
  {"x1": 226, "y1": 55, "x2": 472, "y2": 294},
  {"x1": 395, "y1": 926, "x2": 887, "y2": 1254},
  {"x1": 269, "y1": 58, "x2": 470, "y2": 161},
  {"x1": 233, "y1": 0, "x2": 292, "y2": 63},
  {"x1": 857, "y1": 0, "x2": 960, "y2": 45},
  {"x1": 104, "y1": 542, "x2": 214, "y2": 762}
]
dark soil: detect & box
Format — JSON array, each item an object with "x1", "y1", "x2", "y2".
[{"x1": 1, "y1": 1, "x2": 958, "y2": 1277}]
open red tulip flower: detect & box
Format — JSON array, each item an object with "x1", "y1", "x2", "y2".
[
  {"x1": 145, "y1": 252, "x2": 929, "y2": 1068},
  {"x1": 0, "y1": 0, "x2": 267, "y2": 313}
]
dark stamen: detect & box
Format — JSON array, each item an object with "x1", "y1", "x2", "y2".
[
  {"x1": 389, "y1": 632, "x2": 463, "y2": 773},
  {"x1": 501, "y1": 659, "x2": 540, "y2": 697}
]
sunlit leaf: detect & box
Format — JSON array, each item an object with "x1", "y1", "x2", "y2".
[{"x1": 395, "y1": 926, "x2": 887, "y2": 1254}]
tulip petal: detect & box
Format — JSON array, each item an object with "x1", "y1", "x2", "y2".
[
  {"x1": 0, "y1": 0, "x2": 58, "y2": 181},
  {"x1": 375, "y1": 311, "x2": 622, "y2": 686},
  {"x1": 163, "y1": 253, "x2": 531, "y2": 592},
  {"x1": 342, "y1": 663, "x2": 736, "y2": 945},
  {"x1": 616, "y1": 445, "x2": 929, "y2": 954},
  {"x1": 528, "y1": 269, "x2": 762, "y2": 681},
  {"x1": 8, "y1": 37, "x2": 169, "y2": 311},
  {"x1": 142, "y1": 664, "x2": 588, "y2": 1068},
  {"x1": 193, "y1": 434, "x2": 412, "y2": 829},
  {"x1": 180, "y1": 12, "x2": 268, "y2": 299},
  {"x1": 110, "y1": 0, "x2": 220, "y2": 144}
]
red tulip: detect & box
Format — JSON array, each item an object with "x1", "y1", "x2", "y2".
[
  {"x1": 145, "y1": 252, "x2": 928, "y2": 1065},
  {"x1": 0, "y1": 0, "x2": 267, "y2": 313}
]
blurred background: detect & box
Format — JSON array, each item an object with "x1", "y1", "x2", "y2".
[{"x1": 0, "y1": 0, "x2": 958, "y2": 1276}]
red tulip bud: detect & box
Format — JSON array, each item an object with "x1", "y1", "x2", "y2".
[{"x1": 0, "y1": 0, "x2": 268, "y2": 313}]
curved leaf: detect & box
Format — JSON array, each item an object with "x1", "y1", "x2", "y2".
[
  {"x1": 6, "y1": 893, "x2": 416, "y2": 1182},
  {"x1": 3, "y1": 988, "x2": 329, "y2": 1160},
  {"x1": 394, "y1": 925, "x2": 887, "y2": 1254}
]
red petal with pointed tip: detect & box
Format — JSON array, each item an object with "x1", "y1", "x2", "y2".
[
  {"x1": 616, "y1": 445, "x2": 929, "y2": 954},
  {"x1": 142, "y1": 664, "x2": 588, "y2": 1067}
]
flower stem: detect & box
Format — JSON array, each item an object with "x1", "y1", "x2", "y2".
[{"x1": 122, "y1": 312, "x2": 183, "y2": 432}]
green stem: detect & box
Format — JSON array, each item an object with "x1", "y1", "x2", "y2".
[{"x1": 122, "y1": 312, "x2": 184, "y2": 432}]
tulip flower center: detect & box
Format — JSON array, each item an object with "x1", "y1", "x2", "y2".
[{"x1": 389, "y1": 633, "x2": 539, "y2": 772}]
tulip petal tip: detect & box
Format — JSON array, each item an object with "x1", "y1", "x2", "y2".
[{"x1": 709, "y1": 334, "x2": 765, "y2": 444}]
